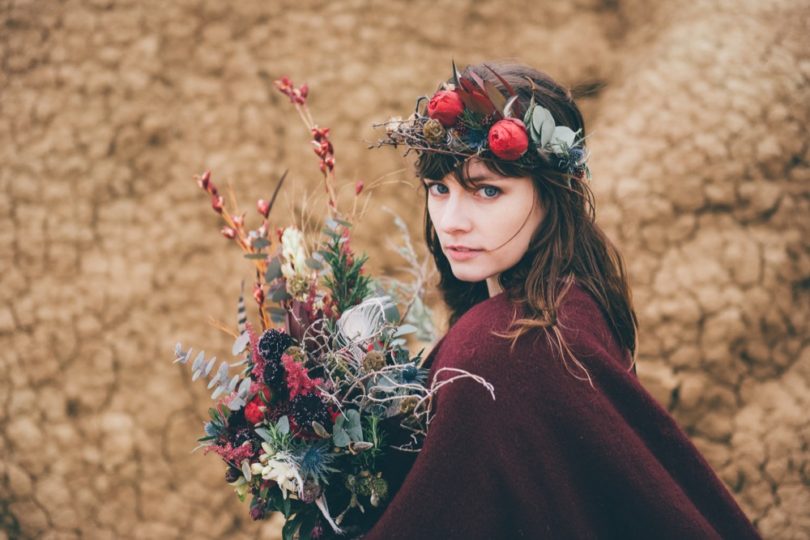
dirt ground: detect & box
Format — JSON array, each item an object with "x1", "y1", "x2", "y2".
[{"x1": 1, "y1": 0, "x2": 808, "y2": 538}]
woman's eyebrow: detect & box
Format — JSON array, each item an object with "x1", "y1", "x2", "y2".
[{"x1": 465, "y1": 175, "x2": 507, "y2": 183}]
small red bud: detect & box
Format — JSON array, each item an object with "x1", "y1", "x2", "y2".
[
  {"x1": 355, "y1": 180, "x2": 364, "y2": 196},
  {"x1": 211, "y1": 195, "x2": 224, "y2": 213},
  {"x1": 221, "y1": 226, "x2": 236, "y2": 239},
  {"x1": 299, "y1": 84, "x2": 308, "y2": 98},
  {"x1": 257, "y1": 199, "x2": 270, "y2": 218},
  {"x1": 231, "y1": 214, "x2": 244, "y2": 228},
  {"x1": 253, "y1": 282, "x2": 265, "y2": 306},
  {"x1": 197, "y1": 170, "x2": 211, "y2": 191}
]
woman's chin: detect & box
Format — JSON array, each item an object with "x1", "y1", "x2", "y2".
[{"x1": 449, "y1": 266, "x2": 489, "y2": 283}]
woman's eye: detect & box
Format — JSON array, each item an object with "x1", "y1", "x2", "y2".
[
  {"x1": 478, "y1": 185, "x2": 501, "y2": 199},
  {"x1": 427, "y1": 183, "x2": 449, "y2": 195}
]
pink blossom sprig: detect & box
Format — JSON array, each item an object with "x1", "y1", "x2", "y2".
[
  {"x1": 274, "y1": 76, "x2": 339, "y2": 217},
  {"x1": 194, "y1": 169, "x2": 285, "y2": 329}
]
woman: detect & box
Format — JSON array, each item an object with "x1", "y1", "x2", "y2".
[{"x1": 362, "y1": 62, "x2": 761, "y2": 539}]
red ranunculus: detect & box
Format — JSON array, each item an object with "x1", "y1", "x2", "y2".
[
  {"x1": 487, "y1": 118, "x2": 529, "y2": 160},
  {"x1": 244, "y1": 397, "x2": 265, "y2": 424},
  {"x1": 427, "y1": 90, "x2": 465, "y2": 127}
]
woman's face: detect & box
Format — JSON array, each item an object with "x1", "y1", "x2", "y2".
[{"x1": 424, "y1": 158, "x2": 545, "y2": 285}]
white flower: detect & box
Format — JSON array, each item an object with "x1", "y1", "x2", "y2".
[
  {"x1": 260, "y1": 459, "x2": 300, "y2": 499},
  {"x1": 336, "y1": 296, "x2": 396, "y2": 345},
  {"x1": 280, "y1": 227, "x2": 308, "y2": 278},
  {"x1": 280, "y1": 227, "x2": 313, "y2": 299}
]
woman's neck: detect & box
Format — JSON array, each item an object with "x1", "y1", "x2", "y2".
[{"x1": 486, "y1": 275, "x2": 503, "y2": 298}]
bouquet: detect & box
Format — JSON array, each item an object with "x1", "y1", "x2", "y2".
[{"x1": 172, "y1": 77, "x2": 494, "y2": 539}]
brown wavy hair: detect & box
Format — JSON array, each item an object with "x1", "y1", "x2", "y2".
[{"x1": 417, "y1": 62, "x2": 638, "y2": 382}]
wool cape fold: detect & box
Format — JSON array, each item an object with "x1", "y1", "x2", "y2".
[{"x1": 364, "y1": 283, "x2": 761, "y2": 540}]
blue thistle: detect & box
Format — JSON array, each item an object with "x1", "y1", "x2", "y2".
[{"x1": 294, "y1": 442, "x2": 338, "y2": 485}]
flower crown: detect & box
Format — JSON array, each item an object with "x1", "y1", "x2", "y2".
[{"x1": 375, "y1": 63, "x2": 591, "y2": 181}]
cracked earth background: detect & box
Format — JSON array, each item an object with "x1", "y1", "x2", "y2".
[{"x1": 1, "y1": 0, "x2": 808, "y2": 538}]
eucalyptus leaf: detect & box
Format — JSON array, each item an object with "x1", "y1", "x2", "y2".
[
  {"x1": 269, "y1": 307, "x2": 286, "y2": 324},
  {"x1": 344, "y1": 409, "x2": 363, "y2": 442},
  {"x1": 305, "y1": 257, "x2": 324, "y2": 270},
  {"x1": 523, "y1": 102, "x2": 536, "y2": 126},
  {"x1": 254, "y1": 427, "x2": 273, "y2": 442},
  {"x1": 216, "y1": 361, "x2": 229, "y2": 381},
  {"x1": 276, "y1": 415, "x2": 290, "y2": 435},
  {"x1": 270, "y1": 285, "x2": 291, "y2": 302},
  {"x1": 393, "y1": 324, "x2": 418, "y2": 337},
  {"x1": 265, "y1": 256, "x2": 282, "y2": 282},
  {"x1": 241, "y1": 459, "x2": 252, "y2": 481},
  {"x1": 191, "y1": 368, "x2": 203, "y2": 382},
  {"x1": 252, "y1": 237, "x2": 270, "y2": 249},
  {"x1": 332, "y1": 428, "x2": 350, "y2": 447},
  {"x1": 232, "y1": 331, "x2": 250, "y2": 355},
  {"x1": 227, "y1": 374, "x2": 240, "y2": 393},
  {"x1": 537, "y1": 107, "x2": 556, "y2": 147},
  {"x1": 211, "y1": 384, "x2": 226, "y2": 400},
  {"x1": 227, "y1": 396, "x2": 245, "y2": 410},
  {"x1": 550, "y1": 126, "x2": 579, "y2": 152},
  {"x1": 192, "y1": 351, "x2": 205, "y2": 372},
  {"x1": 237, "y1": 377, "x2": 251, "y2": 397},
  {"x1": 244, "y1": 253, "x2": 267, "y2": 260},
  {"x1": 204, "y1": 357, "x2": 217, "y2": 377}
]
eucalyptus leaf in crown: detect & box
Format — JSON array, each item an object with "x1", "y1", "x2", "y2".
[
  {"x1": 172, "y1": 76, "x2": 493, "y2": 540},
  {"x1": 373, "y1": 61, "x2": 592, "y2": 180}
]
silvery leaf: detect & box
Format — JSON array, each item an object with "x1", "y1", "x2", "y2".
[
  {"x1": 324, "y1": 217, "x2": 339, "y2": 231},
  {"x1": 241, "y1": 459, "x2": 252, "y2": 481},
  {"x1": 230, "y1": 357, "x2": 249, "y2": 367},
  {"x1": 192, "y1": 351, "x2": 205, "y2": 372},
  {"x1": 227, "y1": 374, "x2": 240, "y2": 393},
  {"x1": 211, "y1": 384, "x2": 226, "y2": 400},
  {"x1": 252, "y1": 237, "x2": 270, "y2": 249},
  {"x1": 216, "y1": 361, "x2": 229, "y2": 381},
  {"x1": 191, "y1": 368, "x2": 203, "y2": 382},
  {"x1": 276, "y1": 415, "x2": 290, "y2": 435},
  {"x1": 344, "y1": 410, "x2": 363, "y2": 442},
  {"x1": 550, "y1": 126, "x2": 578, "y2": 153},
  {"x1": 227, "y1": 396, "x2": 245, "y2": 410},
  {"x1": 204, "y1": 357, "x2": 217, "y2": 377},
  {"x1": 523, "y1": 102, "x2": 536, "y2": 126},
  {"x1": 393, "y1": 324, "x2": 418, "y2": 338},
  {"x1": 332, "y1": 428, "x2": 350, "y2": 448},
  {"x1": 265, "y1": 256, "x2": 282, "y2": 282},
  {"x1": 255, "y1": 428, "x2": 272, "y2": 442},
  {"x1": 237, "y1": 377, "x2": 251, "y2": 397},
  {"x1": 537, "y1": 107, "x2": 556, "y2": 147},
  {"x1": 305, "y1": 257, "x2": 323, "y2": 270},
  {"x1": 232, "y1": 331, "x2": 250, "y2": 355}
]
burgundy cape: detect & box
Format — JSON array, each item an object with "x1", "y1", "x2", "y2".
[{"x1": 364, "y1": 283, "x2": 760, "y2": 539}]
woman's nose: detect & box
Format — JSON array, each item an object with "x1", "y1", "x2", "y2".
[{"x1": 436, "y1": 193, "x2": 473, "y2": 234}]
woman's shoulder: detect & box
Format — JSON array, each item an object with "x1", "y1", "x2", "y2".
[{"x1": 433, "y1": 280, "x2": 624, "y2": 378}]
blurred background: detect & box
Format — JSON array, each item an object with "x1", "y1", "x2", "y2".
[{"x1": 1, "y1": 0, "x2": 808, "y2": 538}]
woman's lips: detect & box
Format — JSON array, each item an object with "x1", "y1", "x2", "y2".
[{"x1": 446, "y1": 246, "x2": 483, "y2": 261}]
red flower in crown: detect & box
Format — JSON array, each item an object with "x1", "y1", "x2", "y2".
[
  {"x1": 488, "y1": 118, "x2": 529, "y2": 160},
  {"x1": 427, "y1": 90, "x2": 465, "y2": 127}
]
